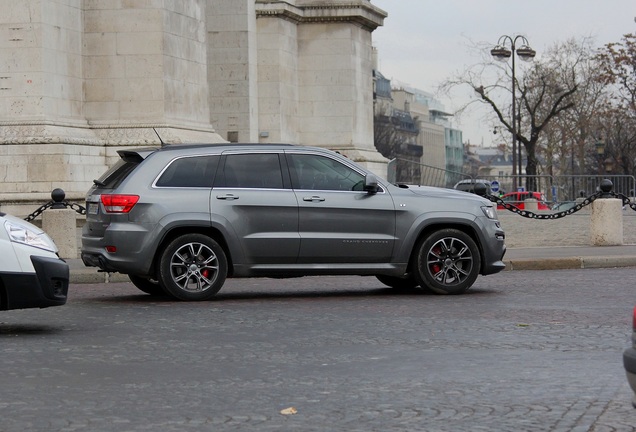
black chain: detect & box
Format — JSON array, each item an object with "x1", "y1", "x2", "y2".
[
  {"x1": 67, "y1": 202, "x2": 87, "y2": 215},
  {"x1": 487, "y1": 191, "x2": 604, "y2": 219},
  {"x1": 612, "y1": 192, "x2": 636, "y2": 212},
  {"x1": 24, "y1": 201, "x2": 87, "y2": 222},
  {"x1": 488, "y1": 190, "x2": 636, "y2": 219}
]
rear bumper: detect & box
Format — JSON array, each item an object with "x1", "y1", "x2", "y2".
[
  {"x1": 624, "y1": 347, "x2": 636, "y2": 407},
  {"x1": 81, "y1": 225, "x2": 156, "y2": 275},
  {"x1": 0, "y1": 255, "x2": 69, "y2": 310}
]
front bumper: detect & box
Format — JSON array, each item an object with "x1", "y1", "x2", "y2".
[
  {"x1": 0, "y1": 255, "x2": 69, "y2": 310},
  {"x1": 624, "y1": 347, "x2": 636, "y2": 407},
  {"x1": 478, "y1": 218, "x2": 506, "y2": 275}
]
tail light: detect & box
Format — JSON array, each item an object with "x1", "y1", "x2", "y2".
[{"x1": 100, "y1": 194, "x2": 139, "y2": 213}]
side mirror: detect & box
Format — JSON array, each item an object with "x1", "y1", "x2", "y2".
[{"x1": 364, "y1": 174, "x2": 379, "y2": 194}]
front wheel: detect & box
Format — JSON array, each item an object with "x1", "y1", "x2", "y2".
[
  {"x1": 414, "y1": 229, "x2": 481, "y2": 295},
  {"x1": 158, "y1": 234, "x2": 228, "y2": 301}
]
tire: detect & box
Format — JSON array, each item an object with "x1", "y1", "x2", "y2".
[
  {"x1": 129, "y1": 274, "x2": 166, "y2": 296},
  {"x1": 414, "y1": 229, "x2": 481, "y2": 295},
  {"x1": 158, "y1": 234, "x2": 228, "y2": 301},
  {"x1": 376, "y1": 275, "x2": 418, "y2": 290}
]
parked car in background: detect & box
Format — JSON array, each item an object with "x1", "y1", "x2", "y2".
[
  {"x1": 0, "y1": 212, "x2": 69, "y2": 310},
  {"x1": 624, "y1": 306, "x2": 636, "y2": 408},
  {"x1": 81, "y1": 144, "x2": 506, "y2": 301},
  {"x1": 453, "y1": 179, "x2": 492, "y2": 195},
  {"x1": 551, "y1": 201, "x2": 577, "y2": 212},
  {"x1": 497, "y1": 191, "x2": 549, "y2": 210}
]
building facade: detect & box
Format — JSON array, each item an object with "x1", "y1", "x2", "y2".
[
  {"x1": 0, "y1": 0, "x2": 387, "y2": 214},
  {"x1": 372, "y1": 67, "x2": 463, "y2": 187}
]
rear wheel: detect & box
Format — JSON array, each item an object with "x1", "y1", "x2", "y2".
[
  {"x1": 129, "y1": 275, "x2": 166, "y2": 296},
  {"x1": 158, "y1": 234, "x2": 227, "y2": 301},
  {"x1": 376, "y1": 275, "x2": 418, "y2": 290},
  {"x1": 414, "y1": 229, "x2": 481, "y2": 295}
]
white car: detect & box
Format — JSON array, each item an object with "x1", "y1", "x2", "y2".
[{"x1": 0, "y1": 212, "x2": 69, "y2": 310}]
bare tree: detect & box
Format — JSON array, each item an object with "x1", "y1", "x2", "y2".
[
  {"x1": 537, "y1": 38, "x2": 608, "y2": 198},
  {"x1": 374, "y1": 112, "x2": 421, "y2": 183},
  {"x1": 441, "y1": 38, "x2": 592, "y2": 192},
  {"x1": 475, "y1": 58, "x2": 578, "y2": 191},
  {"x1": 595, "y1": 34, "x2": 636, "y2": 178}
]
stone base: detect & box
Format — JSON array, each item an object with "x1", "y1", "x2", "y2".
[
  {"x1": 0, "y1": 123, "x2": 226, "y2": 206},
  {"x1": 590, "y1": 198, "x2": 623, "y2": 246},
  {"x1": 42, "y1": 208, "x2": 77, "y2": 259}
]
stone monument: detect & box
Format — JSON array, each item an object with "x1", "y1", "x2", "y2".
[{"x1": 0, "y1": 0, "x2": 387, "y2": 215}]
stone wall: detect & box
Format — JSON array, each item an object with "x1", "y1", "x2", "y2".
[{"x1": 0, "y1": 0, "x2": 389, "y2": 211}]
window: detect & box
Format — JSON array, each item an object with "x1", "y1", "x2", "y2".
[
  {"x1": 289, "y1": 154, "x2": 365, "y2": 191},
  {"x1": 155, "y1": 155, "x2": 219, "y2": 188},
  {"x1": 218, "y1": 153, "x2": 284, "y2": 189},
  {"x1": 95, "y1": 159, "x2": 139, "y2": 189}
]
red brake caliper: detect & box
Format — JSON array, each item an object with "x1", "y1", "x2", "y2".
[{"x1": 431, "y1": 246, "x2": 442, "y2": 273}]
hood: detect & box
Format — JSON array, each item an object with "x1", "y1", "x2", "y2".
[{"x1": 402, "y1": 184, "x2": 493, "y2": 205}]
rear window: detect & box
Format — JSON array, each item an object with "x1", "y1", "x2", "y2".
[
  {"x1": 155, "y1": 155, "x2": 219, "y2": 188},
  {"x1": 94, "y1": 159, "x2": 139, "y2": 189}
]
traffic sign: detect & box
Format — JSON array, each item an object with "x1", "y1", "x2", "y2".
[{"x1": 490, "y1": 180, "x2": 500, "y2": 193}]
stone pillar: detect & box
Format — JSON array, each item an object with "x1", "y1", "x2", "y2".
[
  {"x1": 296, "y1": 3, "x2": 388, "y2": 177},
  {"x1": 524, "y1": 198, "x2": 538, "y2": 212},
  {"x1": 42, "y1": 208, "x2": 77, "y2": 259},
  {"x1": 590, "y1": 198, "x2": 623, "y2": 246},
  {"x1": 207, "y1": 0, "x2": 260, "y2": 143},
  {"x1": 254, "y1": 0, "x2": 389, "y2": 178}
]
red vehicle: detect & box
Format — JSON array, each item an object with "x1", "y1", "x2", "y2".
[{"x1": 497, "y1": 191, "x2": 549, "y2": 210}]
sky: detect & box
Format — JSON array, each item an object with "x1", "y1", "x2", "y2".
[{"x1": 371, "y1": 0, "x2": 636, "y2": 148}]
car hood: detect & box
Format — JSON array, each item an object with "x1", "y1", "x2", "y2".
[{"x1": 401, "y1": 184, "x2": 493, "y2": 205}]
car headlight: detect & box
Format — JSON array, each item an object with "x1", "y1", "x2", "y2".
[
  {"x1": 4, "y1": 220, "x2": 57, "y2": 253},
  {"x1": 481, "y1": 205, "x2": 497, "y2": 220}
]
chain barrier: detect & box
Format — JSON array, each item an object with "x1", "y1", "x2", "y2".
[
  {"x1": 23, "y1": 188, "x2": 86, "y2": 222},
  {"x1": 486, "y1": 192, "x2": 603, "y2": 219},
  {"x1": 613, "y1": 192, "x2": 636, "y2": 212},
  {"x1": 487, "y1": 180, "x2": 636, "y2": 219}
]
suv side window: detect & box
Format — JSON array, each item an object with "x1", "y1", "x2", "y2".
[
  {"x1": 155, "y1": 155, "x2": 219, "y2": 188},
  {"x1": 288, "y1": 153, "x2": 365, "y2": 191},
  {"x1": 217, "y1": 153, "x2": 284, "y2": 189}
]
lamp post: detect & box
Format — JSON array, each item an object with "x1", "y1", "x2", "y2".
[
  {"x1": 595, "y1": 139, "x2": 605, "y2": 176},
  {"x1": 491, "y1": 35, "x2": 536, "y2": 191}
]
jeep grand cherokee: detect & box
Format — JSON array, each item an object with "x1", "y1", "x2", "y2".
[{"x1": 81, "y1": 144, "x2": 506, "y2": 300}]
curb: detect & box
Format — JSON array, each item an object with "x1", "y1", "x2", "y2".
[{"x1": 503, "y1": 255, "x2": 636, "y2": 271}]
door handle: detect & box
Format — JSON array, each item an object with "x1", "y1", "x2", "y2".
[
  {"x1": 216, "y1": 194, "x2": 239, "y2": 200},
  {"x1": 303, "y1": 196, "x2": 325, "y2": 202}
]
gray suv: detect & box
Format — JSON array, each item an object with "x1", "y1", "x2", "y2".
[{"x1": 81, "y1": 144, "x2": 506, "y2": 300}]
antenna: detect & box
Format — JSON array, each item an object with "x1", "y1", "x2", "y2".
[{"x1": 153, "y1": 128, "x2": 166, "y2": 146}]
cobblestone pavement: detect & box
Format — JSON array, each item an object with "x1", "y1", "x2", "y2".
[{"x1": 1, "y1": 270, "x2": 635, "y2": 432}]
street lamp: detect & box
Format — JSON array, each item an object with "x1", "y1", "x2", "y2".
[
  {"x1": 595, "y1": 139, "x2": 605, "y2": 175},
  {"x1": 491, "y1": 35, "x2": 536, "y2": 191}
]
